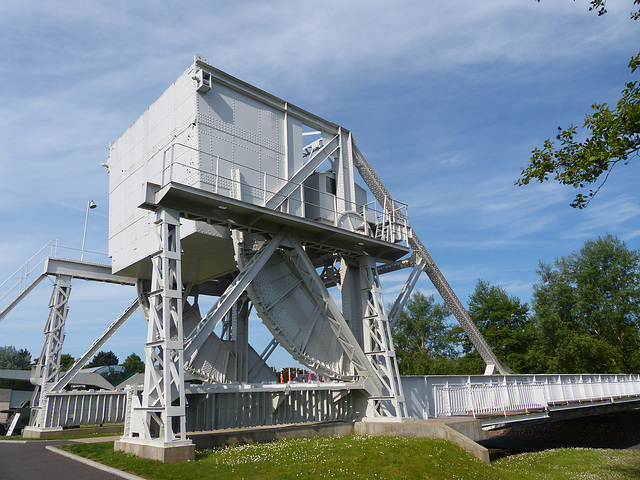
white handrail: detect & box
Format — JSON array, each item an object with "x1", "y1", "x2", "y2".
[{"x1": 428, "y1": 374, "x2": 640, "y2": 418}]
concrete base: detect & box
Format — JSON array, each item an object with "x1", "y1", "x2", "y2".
[
  {"x1": 22, "y1": 425, "x2": 123, "y2": 439},
  {"x1": 355, "y1": 417, "x2": 490, "y2": 464},
  {"x1": 22, "y1": 426, "x2": 63, "y2": 439},
  {"x1": 189, "y1": 420, "x2": 355, "y2": 450},
  {"x1": 187, "y1": 417, "x2": 489, "y2": 464},
  {"x1": 114, "y1": 438, "x2": 195, "y2": 463}
]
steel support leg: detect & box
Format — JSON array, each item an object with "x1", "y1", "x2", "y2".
[
  {"x1": 232, "y1": 295, "x2": 250, "y2": 383},
  {"x1": 359, "y1": 257, "x2": 407, "y2": 419},
  {"x1": 220, "y1": 295, "x2": 250, "y2": 382},
  {"x1": 27, "y1": 274, "x2": 71, "y2": 429},
  {"x1": 352, "y1": 143, "x2": 513, "y2": 375},
  {"x1": 119, "y1": 209, "x2": 193, "y2": 455}
]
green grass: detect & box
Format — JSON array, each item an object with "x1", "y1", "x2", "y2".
[{"x1": 61, "y1": 436, "x2": 640, "y2": 480}]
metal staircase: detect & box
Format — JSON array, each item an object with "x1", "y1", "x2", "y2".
[{"x1": 0, "y1": 241, "x2": 58, "y2": 323}]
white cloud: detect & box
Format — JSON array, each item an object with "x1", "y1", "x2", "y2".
[{"x1": 1, "y1": 0, "x2": 639, "y2": 361}]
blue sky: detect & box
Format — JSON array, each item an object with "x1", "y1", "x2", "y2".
[{"x1": 1, "y1": 1, "x2": 639, "y2": 369}]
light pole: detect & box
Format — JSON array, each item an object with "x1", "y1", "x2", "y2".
[{"x1": 81, "y1": 200, "x2": 97, "y2": 261}]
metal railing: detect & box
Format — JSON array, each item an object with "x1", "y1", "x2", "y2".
[
  {"x1": 157, "y1": 143, "x2": 409, "y2": 246},
  {"x1": 29, "y1": 374, "x2": 640, "y2": 429},
  {"x1": 0, "y1": 240, "x2": 58, "y2": 309},
  {"x1": 38, "y1": 390, "x2": 127, "y2": 428},
  {"x1": 402, "y1": 374, "x2": 640, "y2": 420},
  {"x1": 0, "y1": 241, "x2": 111, "y2": 319},
  {"x1": 185, "y1": 384, "x2": 365, "y2": 432},
  {"x1": 433, "y1": 382, "x2": 548, "y2": 417},
  {"x1": 119, "y1": 383, "x2": 367, "y2": 435}
]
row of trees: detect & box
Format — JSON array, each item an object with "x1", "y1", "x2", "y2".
[
  {"x1": 0, "y1": 346, "x2": 32, "y2": 370},
  {"x1": 393, "y1": 234, "x2": 640, "y2": 375},
  {"x1": 0, "y1": 348, "x2": 145, "y2": 372}
]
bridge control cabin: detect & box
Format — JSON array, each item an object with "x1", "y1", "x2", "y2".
[{"x1": 108, "y1": 54, "x2": 409, "y2": 284}]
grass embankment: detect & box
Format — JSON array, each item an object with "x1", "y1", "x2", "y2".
[{"x1": 62, "y1": 435, "x2": 640, "y2": 480}]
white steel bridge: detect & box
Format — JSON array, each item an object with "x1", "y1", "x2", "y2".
[
  {"x1": 403, "y1": 374, "x2": 640, "y2": 427},
  {"x1": 2, "y1": 56, "x2": 639, "y2": 463},
  {"x1": 4, "y1": 247, "x2": 640, "y2": 432}
]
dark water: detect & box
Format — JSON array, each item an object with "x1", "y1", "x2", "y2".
[{"x1": 479, "y1": 409, "x2": 640, "y2": 460}]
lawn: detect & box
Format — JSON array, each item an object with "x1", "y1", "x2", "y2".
[{"x1": 62, "y1": 435, "x2": 640, "y2": 479}]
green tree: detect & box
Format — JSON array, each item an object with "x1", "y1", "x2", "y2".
[
  {"x1": 517, "y1": 1, "x2": 640, "y2": 208},
  {"x1": 532, "y1": 234, "x2": 640, "y2": 373},
  {"x1": 392, "y1": 292, "x2": 460, "y2": 375},
  {"x1": 87, "y1": 350, "x2": 119, "y2": 368},
  {"x1": 122, "y1": 353, "x2": 145, "y2": 374},
  {"x1": 0, "y1": 346, "x2": 31, "y2": 370},
  {"x1": 465, "y1": 280, "x2": 536, "y2": 374},
  {"x1": 60, "y1": 353, "x2": 75, "y2": 372}
]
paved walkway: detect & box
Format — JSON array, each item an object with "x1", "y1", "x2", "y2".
[{"x1": 0, "y1": 439, "x2": 135, "y2": 480}]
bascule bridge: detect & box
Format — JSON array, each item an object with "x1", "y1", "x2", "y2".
[
  {"x1": 102, "y1": 54, "x2": 507, "y2": 459},
  {"x1": 4, "y1": 55, "x2": 638, "y2": 463}
]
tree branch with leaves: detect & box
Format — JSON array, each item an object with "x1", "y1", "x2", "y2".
[{"x1": 517, "y1": 0, "x2": 640, "y2": 208}]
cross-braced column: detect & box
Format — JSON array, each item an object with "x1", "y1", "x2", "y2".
[
  {"x1": 137, "y1": 209, "x2": 188, "y2": 444},
  {"x1": 359, "y1": 257, "x2": 407, "y2": 419},
  {"x1": 28, "y1": 274, "x2": 71, "y2": 429},
  {"x1": 220, "y1": 295, "x2": 250, "y2": 382}
]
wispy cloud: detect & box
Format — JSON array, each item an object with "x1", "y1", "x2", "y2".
[{"x1": 1, "y1": 0, "x2": 638, "y2": 364}]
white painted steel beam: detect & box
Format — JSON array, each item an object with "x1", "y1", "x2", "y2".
[
  {"x1": 265, "y1": 134, "x2": 339, "y2": 211},
  {"x1": 141, "y1": 181, "x2": 409, "y2": 263},
  {"x1": 51, "y1": 298, "x2": 139, "y2": 392},
  {"x1": 359, "y1": 256, "x2": 407, "y2": 418},
  {"x1": 44, "y1": 258, "x2": 137, "y2": 285},
  {"x1": 1, "y1": 257, "x2": 135, "y2": 325},
  {"x1": 0, "y1": 272, "x2": 47, "y2": 323},
  {"x1": 131, "y1": 208, "x2": 191, "y2": 446},
  {"x1": 183, "y1": 229, "x2": 286, "y2": 359},
  {"x1": 29, "y1": 275, "x2": 72, "y2": 429},
  {"x1": 388, "y1": 259, "x2": 425, "y2": 328},
  {"x1": 287, "y1": 237, "x2": 381, "y2": 391}
]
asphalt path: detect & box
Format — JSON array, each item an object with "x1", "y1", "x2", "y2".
[{"x1": 0, "y1": 440, "x2": 128, "y2": 480}]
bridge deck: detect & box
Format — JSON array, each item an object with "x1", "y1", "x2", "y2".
[{"x1": 401, "y1": 374, "x2": 640, "y2": 427}]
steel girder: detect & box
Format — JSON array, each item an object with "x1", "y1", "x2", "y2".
[
  {"x1": 131, "y1": 208, "x2": 190, "y2": 444},
  {"x1": 29, "y1": 274, "x2": 71, "y2": 428},
  {"x1": 287, "y1": 236, "x2": 379, "y2": 386},
  {"x1": 230, "y1": 231, "x2": 377, "y2": 385},
  {"x1": 359, "y1": 256, "x2": 407, "y2": 418},
  {"x1": 183, "y1": 230, "x2": 286, "y2": 359},
  {"x1": 51, "y1": 299, "x2": 139, "y2": 392},
  {"x1": 0, "y1": 273, "x2": 47, "y2": 324},
  {"x1": 388, "y1": 258, "x2": 425, "y2": 329},
  {"x1": 265, "y1": 134, "x2": 340, "y2": 211}
]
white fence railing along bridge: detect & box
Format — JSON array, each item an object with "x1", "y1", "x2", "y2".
[{"x1": 402, "y1": 374, "x2": 640, "y2": 423}]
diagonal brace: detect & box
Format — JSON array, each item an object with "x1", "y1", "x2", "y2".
[
  {"x1": 388, "y1": 259, "x2": 425, "y2": 329},
  {"x1": 265, "y1": 134, "x2": 339, "y2": 210},
  {"x1": 288, "y1": 236, "x2": 382, "y2": 390},
  {"x1": 51, "y1": 299, "x2": 139, "y2": 392},
  {"x1": 352, "y1": 143, "x2": 513, "y2": 375},
  {"x1": 184, "y1": 230, "x2": 286, "y2": 359}
]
